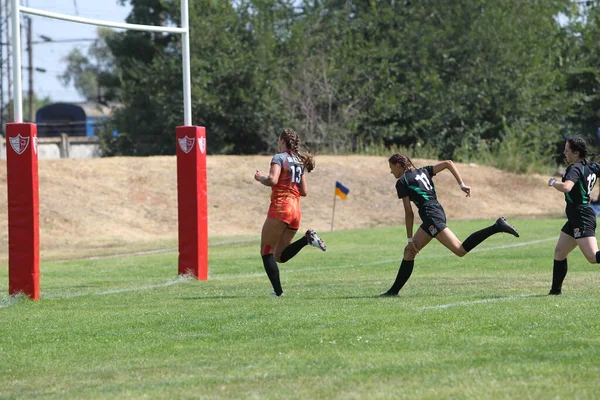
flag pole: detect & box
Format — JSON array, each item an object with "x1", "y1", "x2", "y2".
[{"x1": 331, "y1": 189, "x2": 337, "y2": 232}]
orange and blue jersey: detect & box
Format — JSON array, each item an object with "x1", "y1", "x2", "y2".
[{"x1": 270, "y1": 151, "x2": 304, "y2": 199}]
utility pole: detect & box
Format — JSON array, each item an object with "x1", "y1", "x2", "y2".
[{"x1": 27, "y1": 16, "x2": 33, "y2": 122}]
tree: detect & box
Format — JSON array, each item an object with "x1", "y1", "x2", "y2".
[{"x1": 59, "y1": 28, "x2": 120, "y2": 103}]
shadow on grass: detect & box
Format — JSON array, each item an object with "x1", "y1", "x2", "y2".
[{"x1": 181, "y1": 296, "x2": 241, "y2": 300}]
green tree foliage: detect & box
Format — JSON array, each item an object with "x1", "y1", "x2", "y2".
[
  {"x1": 79, "y1": 0, "x2": 600, "y2": 168},
  {"x1": 59, "y1": 28, "x2": 120, "y2": 103},
  {"x1": 562, "y1": 2, "x2": 600, "y2": 148}
]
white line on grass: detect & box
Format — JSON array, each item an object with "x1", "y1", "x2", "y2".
[
  {"x1": 79, "y1": 248, "x2": 177, "y2": 261},
  {"x1": 0, "y1": 276, "x2": 193, "y2": 309},
  {"x1": 211, "y1": 236, "x2": 557, "y2": 280},
  {"x1": 0, "y1": 237, "x2": 556, "y2": 308},
  {"x1": 49, "y1": 238, "x2": 259, "y2": 263},
  {"x1": 43, "y1": 275, "x2": 193, "y2": 299},
  {"x1": 413, "y1": 294, "x2": 541, "y2": 310},
  {"x1": 0, "y1": 295, "x2": 27, "y2": 309}
]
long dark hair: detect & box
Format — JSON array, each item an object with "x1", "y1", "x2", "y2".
[
  {"x1": 280, "y1": 128, "x2": 315, "y2": 172},
  {"x1": 567, "y1": 137, "x2": 590, "y2": 162},
  {"x1": 388, "y1": 153, "x2": 415, "y2": 170}
]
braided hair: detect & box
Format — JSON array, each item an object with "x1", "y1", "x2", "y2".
[
  {"x1": 388, "y1": 153, "x2": 415, "y2": 170},
  {"x1": 280, "y1": 128, "x2": 315, "y2": 172}
]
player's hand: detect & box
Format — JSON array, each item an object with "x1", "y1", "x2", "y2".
[
  {"x1": 548, "y1": 177, "x2": 557, "y2": 187},
  {"x1": 460, "y1": 185, "x2": 471, "y2": 197},
  {"x1": 254, "y1": 170, "x2": 263, "y2": 182},
  {"x1": 407, "y1": 241, "x2": 419, "y2": 256}
]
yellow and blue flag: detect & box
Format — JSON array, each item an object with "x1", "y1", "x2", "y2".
[{"x1": 335, "y1": 181, "x2": 350, "y2": 200}]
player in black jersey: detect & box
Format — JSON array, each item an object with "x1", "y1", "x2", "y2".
[
  {"x1": 379, "y1": 153, "x2": 520, "y2": 297},
  {"x1": 547, "y1": 137, "x2": 600, "y2": 295}
]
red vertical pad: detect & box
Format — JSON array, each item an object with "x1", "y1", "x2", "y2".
[
  {"x1": 176, "y1": 126, "x2": 208, "y2": 279},
  {"x1": 6, "y1": 123, "x2": 40, "y2": 299}
]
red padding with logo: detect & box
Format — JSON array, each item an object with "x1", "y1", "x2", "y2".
[
  {"x1": 6, "y1": 123, "x2": 40, "y2": 299},
  {"x1": 176, "y1": 126, "x2": 208, "y2": 279}
]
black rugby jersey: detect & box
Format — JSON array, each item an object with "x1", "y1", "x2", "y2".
[
  {"x1": 563, "y1": 161, "x2": 600, "y2": 206},
  {"x1": 395, "y1": 165, "x2": 437, "y2": 208}
]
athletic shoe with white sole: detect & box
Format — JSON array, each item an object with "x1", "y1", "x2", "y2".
[
  {"x1": 305, "y1": 229, "x2": 327, "y2": 251},
  {"x1": 270, "y1": 292, "x2": 285, "y2": 297},
  {"x1": 495, "y1": 217, "x2": 520, "y2": 237}
]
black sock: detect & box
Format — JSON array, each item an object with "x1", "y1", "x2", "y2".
[
  {"x1": 596, "y1": 251, "x2": 600, "y2": 264},
  {"x1": 386, "y1": 259, "x2": 414, "y2": 295},
  {"x1": 262, "y1": 254, "x2": 283, "y2": 295},
  {"x1": 279, "y1": 237, "x2": 309, "y2": 263},
  {"x1": 550, "y1": 259, "x2": 567, "y2": 294},
  {"x1": 462, "y1": 224, "x2": 500, "y2": 252}
]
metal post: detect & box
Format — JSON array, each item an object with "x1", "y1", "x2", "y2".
[
  {"x1": 181, "y1": 0, "x2": 191, "y2": 126},
  {"x1": 5, "y1": 0, "x2": 11, "y2": 105},
  {"x1": 27, "y1": 16, "x2": 33, "y2": 122},
  {"x1": 10, "y1": 0, "x2": 22, "y2": 123},
  {"x1": 0, "y1": 1, "x2": 4, "y2": 132}
]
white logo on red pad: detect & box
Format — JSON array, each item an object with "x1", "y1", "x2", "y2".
[
  {"x1": 178, "y1": 136, "x2": 195, "y2": 154},
  {"x1": 9, "y1": 134, "x2": 30, "y2": 155},
  {"x1": 199, "y1": 137, "x2": 206, "y2": 154}
]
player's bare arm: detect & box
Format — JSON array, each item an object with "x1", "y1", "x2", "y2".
[
  {"x1": 433, "y1": 160, "x2": 471, "y2": 197},
  {"x1": 402, "y1": 196, "x2": 418, "y2": 254},
  {"x1": 298, "y1": 174, "x2": 308, "y2": 197},
  {"x1": 549, "y1": 178, "x2": 574, "y2": 193},
  {"x1": 255, "y1": 163, "x2": 282, "y2": 186}
]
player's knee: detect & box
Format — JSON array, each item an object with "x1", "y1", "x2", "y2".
[
  {"x1": 456, "y1": 248, "x2": 467, "y2": 257},
  {"x1": 554, "y1": 250, "x2": 568, "y2": 260},
  {"x1": 261, "y1": 244, "x2": 273, "y2": 256},
  {"x1": 403, "y1": 247, "x2": 417, "y2": 260}
]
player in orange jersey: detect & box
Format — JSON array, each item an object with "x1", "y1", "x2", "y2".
[{"x1": 254, "y1": 128, "x2": 326, "y2": 297}]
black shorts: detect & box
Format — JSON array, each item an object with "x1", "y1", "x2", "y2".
[
  {"x1": 561, "y1": 206, "x2": 597, "y2": 238},
  {"x1": 418, "y1": 202, "x2": 447, "y2": 238}
]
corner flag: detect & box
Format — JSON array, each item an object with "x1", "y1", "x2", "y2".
[
  {"x1": 335, "y1": 181, "x2": 350, "y2": 200},
  {"x1": 331, "y1": 181, "x2": 350, "y2": 231}
]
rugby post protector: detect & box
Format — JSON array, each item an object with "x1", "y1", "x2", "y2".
[
  {"x1": 6, "y1": 123, "x2": 40, "y2": 299},
  {"x1": 176, "y1": 126, "x2": 208, "y2": 279}
]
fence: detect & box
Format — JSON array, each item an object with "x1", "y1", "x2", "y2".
[{"x1": 0, "y1": 133, "x2": 101, "y2": 160}]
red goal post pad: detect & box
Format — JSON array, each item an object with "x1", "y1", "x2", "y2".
[
  {"x1": 6, "y1": 123, "x2": 40, "y2": 299},
  {"x1": 176, "y1": 126, "x2": 208, "y2": 280}
]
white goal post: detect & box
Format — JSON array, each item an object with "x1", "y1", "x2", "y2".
[
  {"x1": 11, "y1": 0, "x2": 193, "y2": 125},
  {"x1": 6, "y1": 1, "x2": 208, "y2": 299}
]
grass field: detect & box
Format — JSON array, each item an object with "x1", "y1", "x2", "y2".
[{"x1": 1, "y1": 218, "x2": 600, "y2": 399}]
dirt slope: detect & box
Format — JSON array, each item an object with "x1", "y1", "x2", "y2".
[{"x1": 0, "y1": 156, "x2": 564, "y2": 261}]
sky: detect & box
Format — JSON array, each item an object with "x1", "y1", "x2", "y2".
[{"x1": 10, "y1": 0, "x2": 133, "y2": 103}]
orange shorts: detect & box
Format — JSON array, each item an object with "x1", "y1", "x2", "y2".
[{"x1": 267, "y1": 196, "x2": 302, "y2": 230}]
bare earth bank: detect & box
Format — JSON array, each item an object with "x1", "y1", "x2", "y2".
[{"x1": 0, "y1": 156, "x2": 563, "y2": 261}]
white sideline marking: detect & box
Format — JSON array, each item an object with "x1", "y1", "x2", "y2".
[
  {"x1": 212, "y1": 237, "x2": 557, "y2": 280},
  {"x1": 0, "y1": 237, "x2": 556, "y2": 308},
  {"x1": 79, "y1": 248, "x2": 177, "y2": 261},
  {"x1": 0, "y1": 296, "x2": 25, "y2": 309},
  {"x1": 0, "y1": 276, "x2": 192, "y2": 308},
  {"x1": 468, "y1": 237, "x2": 556, "y2": 253},
  {"x1": 51, "y1": 238, "x2": 259, "y2": 263},
  {"x1": 414, "y1": 294, "x2": 540, "y2": 310},
  {"x1": 44, "y1": 275, "x2": 192, "y2": 299}
]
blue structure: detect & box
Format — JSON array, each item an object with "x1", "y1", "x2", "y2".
[{"x1": 36, "y1": 102, "x2": 114, "y2": 137}]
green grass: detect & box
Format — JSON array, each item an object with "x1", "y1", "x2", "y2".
[{"x1": 1, "y1": 218, "x2": 600, "y2": 399}]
